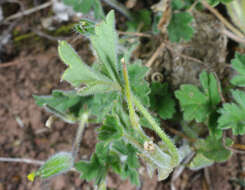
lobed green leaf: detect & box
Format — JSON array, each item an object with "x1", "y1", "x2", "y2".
[
  {"x1": 167, "y1": 12, "x2": 194, "y2": 43},
  {"x1": 97, "y1": 115, "x2": 123, "y2": 142},
  {"x1": 218, "y1": 90, "x2": 245, "y2": 135},
  {"x1": 175, "y1": 71, "x2": 221, "y2": 123},
  {"x1": 175, "y1": 85, "x2": 209, "y2": 122},
  {"x1": 189, "y1": 153, "x2": 214, "y2": 170},
  {"x1": 195, "y1": 136, "x2": 233, "y2": 162},
  {"x1": 90, "y1": 11, "x2": 119, "y2": 81},
  {"x1": 231, "y1": 53, "x2": 245, "y2": 87}
]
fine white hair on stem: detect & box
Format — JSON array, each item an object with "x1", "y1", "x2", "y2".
[{"x1": 0, "y1": 157, "x2": 44, "y2": 165}]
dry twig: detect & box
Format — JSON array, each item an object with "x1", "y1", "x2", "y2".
[
  {"x1": 222, "y1": 131, "x2": 245, "y2": 154},
  {"x1": 145, "y1": 42, "x2": 166, "y2": 67},
  {"x1": 222, "y1": 29, "x2": 245, "y2": 45},
  {"x1": 165, "y1": 42, "x2": 204, "y2": 64},
  {"x1": 3, "y1": 1, "x2": 52, "y2": 23},
  {"x1": 187, "y1": 0, "x2": 199, "y2": 12},
  {"x1": 32, "y1": 29, "x2": 65, "y2": 42},
  {"x1": 0, "y1": 57, "x2": 29, "y2": 68},
  {"x1": 161, "y1": 122, "x2": 196, "y2": 143},
  {"x1": 118, "y1": 31, "x2": 152, "y2": 38},
  {"x1": 204, "y1": 168, "x2": 213, "y2": 190},
  {"x1": 201, "y1": 0, "x2": 245, "y2": 38},
  {"x1": 0, "y1": 157, "x2": 44, "y2": 165}
]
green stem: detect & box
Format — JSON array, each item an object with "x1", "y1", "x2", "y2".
[
  {"x1": 95, "y1": 178, "x2": 107, "y2": 190},
  {"x1": 122, "y1": 62, "x2": 146, "y2": 138},
  {"x1": 72, "y1": 113, "x2": 89, "y2": 158},
  {"x1": 132, "y1": 96, "x2": 179, "y2": 166}
]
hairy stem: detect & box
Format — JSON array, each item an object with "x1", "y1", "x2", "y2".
[
  {"x1": 95, "y1": 178, "x2": 107, "y2": 190},
  {"x1": 72, "y1": 113, "x2": 88, "y2": 159},
  {"x1": 122, "y1": 62, "x2": 147, "y2": 138},
  {"x1": 132, "y1": 96, "x2": 179, "y2": 166}
]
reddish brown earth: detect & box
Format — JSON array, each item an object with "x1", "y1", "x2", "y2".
[{"x1": 0, "y1": 37, "x2": 244, "y2": 190}]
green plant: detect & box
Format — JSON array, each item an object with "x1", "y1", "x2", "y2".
[
  {"x1": 31, "y1": 11, "x2": 180, "y2": 188},
  {"x1": 29, "y1": 3, "x2": 245, "y2": 189}
]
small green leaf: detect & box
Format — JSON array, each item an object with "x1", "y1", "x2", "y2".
[
  {"x1": 195, "y1": 136, "x2": 233, "y2": 162},
  {"x1": 171, "y1": 0, "x2": 185, "y2": 10},
  {"x1": 200, "y1": 72, "x2": 221, "y2": 107},
  {"x1": 206, "y1": 0, "x2": 233, "y2": 6},
  {"x1": 220, "y1": 0, "x2": 233, "y2": 3},
  {"x1": 75, "y1": 142, "x2": 110, "y2": 184},
  {"x1": 208, "y1": 111, "x2": 223, "y2": 138},
  {"x1": 63, "y1": 0, "x2": 94, "y2": 13},
  {"x1": 94, "y1": 142, "x2": 110, "y2": 163},
  {"x1": 33, "y1": 90, "x2": 91, "y2": 123},
  {"x1": 93, "y1": 0, "x2": 105, "y2": 19},
  {"x1": 231, "y1": 53, "x2": 245, "y2": 87},
  {"x1": 108, "y1": 152, "x2": 122, "y2": 174},
  {"x1": 171, "y1": 0, "x2": 199, "y2": 10},
  {"x1": 113, "y1": 140, "x2": 140, "y2": 169},
  {"x1": 91, "y1": 11, "x2": 119, "y2": 81},
  {"x1": 175, "y1": 85, "x2": 209, "y2": 122},
  {"x1": 167, "y1": 12, "x2": 194, "y2": 43},
  {"x1": 62, "y1": 0, "x2": 104, "y2": 19},
  {"x1": 59, "y1": 41, "x2": 118, "y2": 93},
  {"x1": 126, "y1": 9, "x2": 151, "y2": 32},
  {"x1": 74, "y1": 19, "x2": 95, "y2": 36},
  {"x1": 218, "y1": 90, "x2": 245, "y2": 135},
  {"x1": 34, "y1": 90, "x2": 82, "y2": 114},
  {"x1": 114, "y1": 141, "x2": 141, "y2": 186},
  {"x1": 149, "y1": 82, "x2": 176, "y2": 119},
  {"x1": 206, "y1": 0, "x2": 220, "y2": 6},
  {"x1": 97, "y1": 115, "x2": 123, "y2": 142},
  {"x1": 189, "y1": 153, "x2": 214, "y2": 170},
  {"x1": 75, "y1": 154, "x2": 107, "y2": 185},
  {"x1": 175, "y1": 71, "x2": 221, "y2": 123},
  {"x1": 36, "y1": 152, "x2": 74, "y2": 179},
  {"x1": 121, "y1": 165, "x2": 140, "y2": 186},
  {"x1": 88, "y1": 92, "x2": 119, "y2": 122}
]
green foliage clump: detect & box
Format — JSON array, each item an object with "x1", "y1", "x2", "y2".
[
  {"x1": 32, "y1": 11, "x2": 179, "y2": 187},
  {"x1": 29, "y1": 1, "x2": 244, "y2": 188}
]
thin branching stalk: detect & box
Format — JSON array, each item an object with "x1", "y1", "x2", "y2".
[
  {"x1": 132, "y1": 96, "x2": 179, "y2": 166},
  {"x1": 0, "y1": 157, "x2": 44, "y2": 165},
  {"x1": 72, "y1": 113, "x2": 88, "y2": 159}
]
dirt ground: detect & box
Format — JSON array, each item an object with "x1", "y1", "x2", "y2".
[{"x1": 0, "y1": 0, "x2": 245, "y2": 190}]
